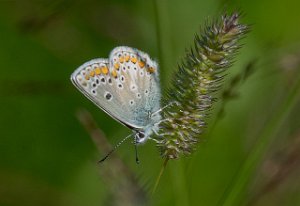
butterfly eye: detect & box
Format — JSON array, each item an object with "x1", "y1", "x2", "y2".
[
  {"x1": 139, "y1": 132, "x2": 145, "y2": 138},
  {"x1": 136, "y1": 132, "x2": 145, "y2": 140}
]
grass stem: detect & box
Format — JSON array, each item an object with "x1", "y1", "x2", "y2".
[{"x1": 152, "y1": 158, "x2": 169, "y2": 195}]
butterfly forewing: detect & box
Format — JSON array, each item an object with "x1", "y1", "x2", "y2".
[{"x1": 71, "y1": 46, "x2": 161, "y2": 130}]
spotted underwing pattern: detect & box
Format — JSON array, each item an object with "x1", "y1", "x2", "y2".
[{"x1": 71, "y1": 46, "x2": 161, "y2": 136}]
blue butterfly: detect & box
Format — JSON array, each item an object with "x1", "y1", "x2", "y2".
[{"x1": 71, "y1": 46, "x2": 162, "y2": 162}]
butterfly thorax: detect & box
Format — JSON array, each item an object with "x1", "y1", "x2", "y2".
[{"x1": 134, "y1": 111, "x2": 161, "y2": 144}]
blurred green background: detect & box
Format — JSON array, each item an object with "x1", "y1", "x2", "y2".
[{"x1": 1, "y1": 0, "x2": 300, "y2": 206}]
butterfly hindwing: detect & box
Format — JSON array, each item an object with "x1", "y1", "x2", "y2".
[{"x1": 71, "y1": 46, "x2": 161, "y2": 129}]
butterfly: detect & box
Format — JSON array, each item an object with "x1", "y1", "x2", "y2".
[{"x1": 71, "y1": 46, "x2": 162, "y2": 162}]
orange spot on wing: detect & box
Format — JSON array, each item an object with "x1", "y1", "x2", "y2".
[
  {"x1": 85, "y1": 74, "x2": 90, "y2": 80},
  {"x1": 125, "y1": 55, "x2": 130, "y2": 62},
  {"x1": 148, "y1": 67, "x2": 155, "y2": 73},
  {"x1": 111, "y1": 70, "x2": 118, "y2": 78},
  {"x1": 131, "y1": 57, "x2": 137, "y2": 64},
  {"x1": 101, "y1": 66, "x2": 108, "y2": 75},
  {"x1": 90, "y1": 70, "x2": 95, "y2": 77},
  {"x1": 114, "y1": 63, "x2": 120, "y2": 70},
  {"x1": 94, "y1": 67, "x2": 101, "y2": 75},
  {"x1": 138, "y1": 60, "x2": 145, "y2": 68},
  {"x1": 119, "y1": 56, "x2": 124, "y2": 63}
]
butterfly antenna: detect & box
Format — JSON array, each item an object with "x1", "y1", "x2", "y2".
[
  {"x1": 98, "y1": 133, "x2": 132, "y2": 163},
  {"x1": 134, "y1": 135, "x2": 140, "y2": 164}
]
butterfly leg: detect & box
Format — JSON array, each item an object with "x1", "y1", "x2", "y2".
[
  {"x1": 153, "y1": 118, "x2": 171, "y2": 127},
  {"x1": 151, "y1": 101, "x2": 179, "y2": 117},
  {"x1": 148, "y1": 136, "x2": 160, "y2": 143},
  {"x1": 150, "y1": 123, "x2": 169, "y2": 137}
]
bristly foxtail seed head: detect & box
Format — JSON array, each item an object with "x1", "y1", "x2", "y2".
[{"x1": 152, "y1": 12, "x2": 249, "y2": 159}]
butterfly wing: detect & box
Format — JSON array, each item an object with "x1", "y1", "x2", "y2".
[{"x1": 71, "y1": 46, "x2": 161, "y2": 130}]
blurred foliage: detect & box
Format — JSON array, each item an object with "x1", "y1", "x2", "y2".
[{"x1": 0, "y1": 0, "x2": 300, "y2": 206}]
